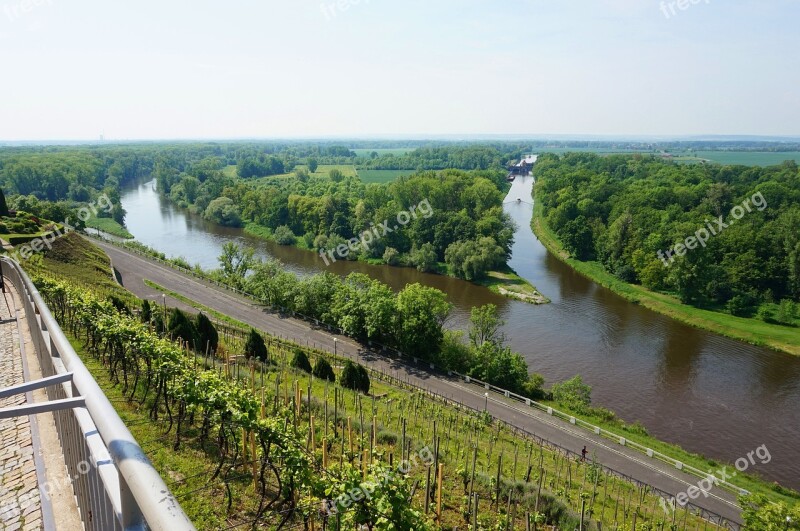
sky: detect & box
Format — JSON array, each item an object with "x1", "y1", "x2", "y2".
[{"x1": 1, "y1": 0, "x2": 798, "y2": 141}]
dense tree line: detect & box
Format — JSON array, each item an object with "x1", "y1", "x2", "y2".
[
  {"x1": 536, "y1": 153, "x2": 800, "y2": 321},
  {"x1": 173, "y1": 163, "x2": 517, "y2": 279},
  {"x1": 215, "y1": 244, "x2": 547, "y2": 399}
]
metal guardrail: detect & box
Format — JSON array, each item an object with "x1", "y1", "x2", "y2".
[
  {"x1": 90, "y1": 235, "x2": 749, "y2": 495},
  {"x1": 0, "y1": 256, "x2": 196, "y2": 531}
]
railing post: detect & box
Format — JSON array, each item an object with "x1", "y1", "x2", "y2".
[{"x1": 120, "y1": 474, "x2": 147, "y2": 531}]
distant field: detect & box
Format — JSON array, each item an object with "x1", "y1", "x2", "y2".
[
  {"x1": 689, "y1": 151, "x2": 800, "y2": 166},
  {"x1": 352, "y1": 148, "x2": 416, "y2": 157},
  {"x1": 538, "y1": 147, "x2": 654, "y2": 155},
  {"x1": 317, "y1": 164, "x2": 358, "y2": 177},
  {"x1": 357, "y1": 169, "x2": 413, "y2": 184},
  {"x1": 222, "y1": 164, "x2": 238, "y2": 177}
]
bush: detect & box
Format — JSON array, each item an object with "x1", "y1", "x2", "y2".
[
  {"x1": 382, "y1": 247, "x2": 400, "y2": 266},
  {"x1": 312, "y1": 357, "x2": 336, "y2": 382},
  {"x1": 140, "y1": 299, "x2": 152, "y2": 324},
  {"x1": 168, "y1": 308, "x2": 199, "y2": 349},
  {"x1": 727, "y1": 294, "x2": 754, "y2": 317},
  {"x1": 244, "y1": 328, "x2": 269, "y2": 362},
  {"x1": 273, "y1": 225, "x2": 296, "y2": 245},
  {"x1": 196, "y1": 312, "x2": 219, "y2": 354},
  {"x1": 291, "y1": 348, "x2": 312, "y2": 373},
  {"x1": 551, "y1": 375, "x2": 592, "y2": 412},
  {"x1": 376, "y1": 430, "x2": 398, "y2": 445},
  {"x1": 340, "y1": 360, "x2": 370, "y2": 394}
]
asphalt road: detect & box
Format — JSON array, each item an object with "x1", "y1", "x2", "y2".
[{"x1": 94, "y1": 238, "x2": 743, "y2": 526}]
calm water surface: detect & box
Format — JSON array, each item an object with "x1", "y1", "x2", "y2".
[{"x1": 120, "y1": 170, "x2": 800, "y2": 489}]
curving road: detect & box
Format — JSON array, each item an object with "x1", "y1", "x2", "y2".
[{"x1": 93, "y1": 237, "x2": 743, "y2": 526}]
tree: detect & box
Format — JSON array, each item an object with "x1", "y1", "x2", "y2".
[
  {"x1": 0, "y1": 188, "x2": 9, "y2": 217},
  {"x1": 394, "y1": 284, "x2": 451, "y2": 359},
  {"x1": 273, "y1": 225, "x2": 296, "y2": 245},
  {"x1": 559, "y1": 216, "x2": 594, "y2": 260},
  {"x1": 329, "y1": 168, "x2": 344, "y2": 183},
  {"x1": 204, "y1": 197, "x2": 242, "y2": 227},
  {"x1": 340, "y1": 361, "x2": 370, "y2": 394},
  {"x1": 244, "y1": 328, "x2": 269, "y2": 362},
  {"x1": 291, "y1": 348, "x2": 312, "y2": 373},
  {"x1": 307, "y1": 158, "x2": 319, "y2": 173},
  {"x1": 551, "y1": 375, "x2": 592, "y2": 411},
  {"x1": 218, "y1": 242, "x2": 256, "y2": 288},
  {"x1": 140, "y1": 299, "x2": 152, "y2": 324},
  {"x1": 167, "y1": 308, "x2": 199, "y2": 350},
  {"x1": 195, "y1": 312, "x2": 219, "y2": 354},
  {"x1": 444, "y1": 237, "x2": 505, "y2": 280},
  {"x1": 740, "y1": 494, "x2": 800, "y2": 530},
  {"x1": 294, "y1": 168, "x2": 309, "y2": 182},
  {"x1": 410, "y1": 242, "x2": 438, "y2": 273},
  {"x1": 468, "y1": 304, "x2": 505, "y2": 348},
  {"x1": 312, "y1": 357, "x2": 336, "y2": 382}
]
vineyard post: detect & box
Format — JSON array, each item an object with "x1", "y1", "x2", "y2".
[
  {"x1": 348, "y1": 417, "x2": 353, "y2": 455},
  {"x1": 251, "y1": 431, "x2": 257, "y2": 489},
  {"x1": 310, "y1": 415, "x2": 315, "y2": 452},
  {"x1": 436, "y1": 463, "x2": 443, "y2": 522},
  {"x1": 580, "y1": 498, "x2": 586, "y2": 531},
  {"x1": 362, "y1": 449, "x2": 369, "y2": 480},
  {"x1": 495, "y1": 453, "x2": 503, "y2": 509},
  {"x1": 322, "y1": 438, "x2": 328, "y2": 468},
  {"x1": 472, "y1": 493, "x2": 479, "y2": 530},
  {"x1": 424, "y1": 466, "x2": 431, "y2": 514},
  {"x1": 469, "y1": 445, "x2": 478, "y2": 501}
]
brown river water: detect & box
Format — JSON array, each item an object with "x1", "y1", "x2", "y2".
[{"x1": 119, "y1": 171, "x2": 800, "y2": 489}]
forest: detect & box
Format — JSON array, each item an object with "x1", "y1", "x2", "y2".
[{"x1": 535, "y1": 153, "x2": 800, "y2": 322}]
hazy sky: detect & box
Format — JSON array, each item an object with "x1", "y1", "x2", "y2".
[{"x1": 1, "y1": 0, "x2": 798, "y2": 140}]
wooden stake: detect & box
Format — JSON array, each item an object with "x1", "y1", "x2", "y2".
[
  {"x1": 348, "y1": 417, "x2": 353, "y2": 455},
  {"x1": 436, "y1": 463, "x2": 443, "y2": 521}
]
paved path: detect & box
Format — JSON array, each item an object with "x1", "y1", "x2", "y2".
[
  {"x1": 94, "y1": 238, "x2": 744, "y2": 526},
  {"x1": 0, "y1": 285, "x2": 43, "y2": 530}
]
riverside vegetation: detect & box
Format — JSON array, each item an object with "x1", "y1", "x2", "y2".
[
  {"x1": 23, "y1": 233, "x2": 793, "y2": 530},
  {"x1": 533, "y1": 153, "x2": 800, "y2": 355}
]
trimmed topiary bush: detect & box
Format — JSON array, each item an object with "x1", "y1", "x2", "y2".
[
  {"x1": 291, "y1": 348, "x2": 312, "y2": 373},
  {"x1": 312, "y1": 357, "x2": 336, "y2": 382}
]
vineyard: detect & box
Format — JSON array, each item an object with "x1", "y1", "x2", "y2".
[{"x1": 31, "y1": 271, "x2": 724, "y2": 530}]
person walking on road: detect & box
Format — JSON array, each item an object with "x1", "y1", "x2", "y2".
[{"x1": 581, "y1": 446, "x2": 588, "y2": 462}]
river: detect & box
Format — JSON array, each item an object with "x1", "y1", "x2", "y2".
[{"x1": 119, "y1": 168, "x2": 800, "y2": 489}]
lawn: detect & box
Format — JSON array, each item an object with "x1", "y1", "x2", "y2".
[
  {"x1": 357, "y1": 169, "x2": 414, "y2": 184},
  {"x1": 352, "y1": 148, "x2": 416, "y2": 157},
  {"x1": 690, "y1": 151, "x2": 800, "y2": 166},
  {"x1": 84, "y1": 217, "x2": 134, "y2": 239}
]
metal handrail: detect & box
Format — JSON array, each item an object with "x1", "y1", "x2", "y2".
[{"x1": 0, "y1": 256, "x2": 195, "y2": 531}]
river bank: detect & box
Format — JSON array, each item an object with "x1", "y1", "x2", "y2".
[
  {"x1": 240, "y1": 213, "x2": 549, "y2": 304},
  {"x1": 530, "y1": 196, "x2": 800, "y2": 357}
]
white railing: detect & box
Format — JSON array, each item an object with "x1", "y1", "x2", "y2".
[{"x1": 0, "y1": 257, "x2": 195, "y2": 531}]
